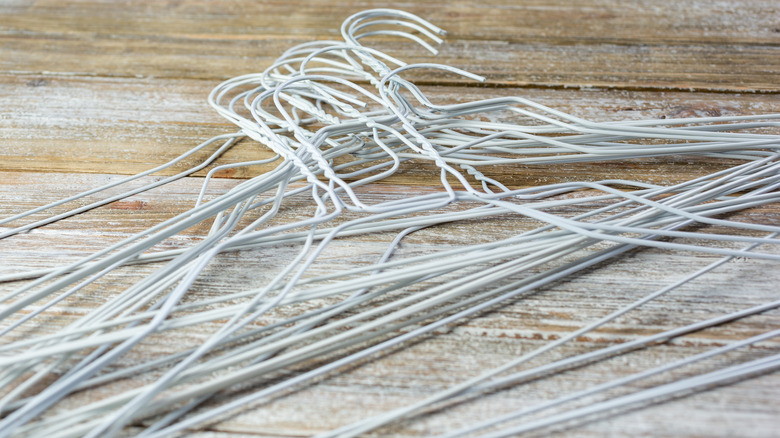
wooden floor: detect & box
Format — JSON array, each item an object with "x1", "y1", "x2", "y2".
[{"x1": 1, "y1": 1, "x2": 779, "y2": 437}]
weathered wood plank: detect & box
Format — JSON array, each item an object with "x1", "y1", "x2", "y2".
[
  {"x1": 0, "y1": 0, "x2": 778, "y2": 90},
  {"x1": 5, "y1": 0, "x2": 779, "y2": 45},
  {"x1": 1, "y1": 172, "x2": 778, "y2": 437},
  {"x1": 2, "y1": 74, "x2": 778, "y2": 186}
]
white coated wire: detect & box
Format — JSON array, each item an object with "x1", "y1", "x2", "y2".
[{"x1": 0, "y1": 8, "x2": 778, "y2": 438}]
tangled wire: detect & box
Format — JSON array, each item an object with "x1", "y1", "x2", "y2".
[{"x1": 1, "y1": 9, "x2": 779, "y2": 438}]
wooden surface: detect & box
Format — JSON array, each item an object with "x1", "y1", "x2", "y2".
[{"x1": 1, "y1": 1, "x2": 779, "y2": 437}]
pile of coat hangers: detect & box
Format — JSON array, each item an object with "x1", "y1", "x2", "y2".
[{"x1": 1, "y1": 8, "x2": 779, "y2": 437}]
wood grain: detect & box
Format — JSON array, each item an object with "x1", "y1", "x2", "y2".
[
  {"x1": 1, "y1": 173, "x2": 779, "y2": 437},
  {"x1": 1, "y1": 1, "x2": 778, "y2": 90},
  {"x1": 0, "y1": 1, "x2": 779, "y2": 437},
  {"x1": 2, "y1": 75, "x2": 777, "y2": 184}
]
